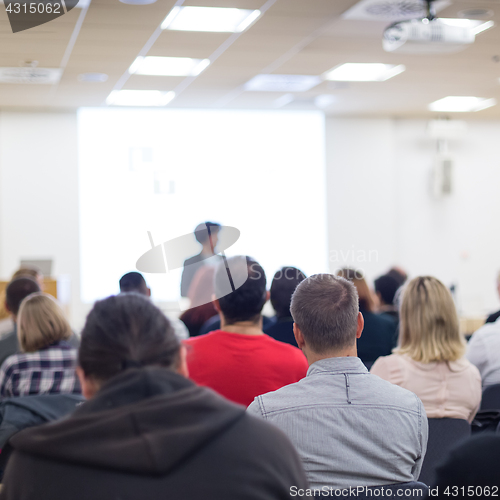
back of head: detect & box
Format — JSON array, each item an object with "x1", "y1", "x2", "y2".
[
  {"x1": 290, "y1": 274, "x2": 359, "y2": 354},
  {"x1": 397, "y1": 276, "x2": 464, "y2": 363},
  {"x1": 119, "y1": 272, "x2": 149, "y2": 296},
  {"x1": 215, "y1": 256, "x2": 266, "y2": 324},
  {"x1": 194, "y1": 221, "x2": 220, "y2": 244},
  {"x1": 6, "y1": 277, "x2": 41, "y2": 317},
  {"x1": 79, "y1": 294, "x2": 180, "y2": 384},
  {"x1": 374, "y1": 274, "x2": 401, "y2": 306},
  {"x1": 270, "y1": 267, "x2": 306, "y2": 319},
  {"x1": 336, "y1": 268, "x2": 374, "y2": 312},
  {"x1": 387, "y1": 267, "x2": 407, "y2": 287},
  {"x1": 12, "y1": 266, "x2": 43, "y2": 282},
  {"x1": 17, "y1": 293, "x2": 71, "y2": 352}
]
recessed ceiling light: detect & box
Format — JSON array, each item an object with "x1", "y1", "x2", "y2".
[
  {"x1": 429, "y1": 96, "x2": 497, "y2": 112},
  {"x1": 244, "y1": 74, "x2": 321, "y2": 92},
  {"x1": 128, "y1": 56, "x2": 210, "y2": 77},
  {"x1": 106, "y1": 90, "x2": 176, "y2": 107},
  {"x1": 161, "y1": 6, "x2": 261, "y2": 33},
  {"x1": 324, "y1": 63, "x2": 405, "y2": 82},
  {"x1": 78, "y1": 72, "x2": 108, "y2": 83},
  {"x1": 439, "y1": 18, "x2": 494, "y2": 35}
]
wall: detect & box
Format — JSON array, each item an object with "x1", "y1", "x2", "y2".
[
  {"x1": 0, "y1": 111, "x2": 87, "y2": 327},
  {"x1": 1, "y1": 111, "x2": 499, "y2": 329},
  {"x1": 325, "y1": 117, "x2": 500, "y2": 316}
]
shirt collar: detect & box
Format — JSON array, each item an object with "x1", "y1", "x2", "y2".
[{"x1": 307, "y1": 356, "x2": 368, "y2": 377}]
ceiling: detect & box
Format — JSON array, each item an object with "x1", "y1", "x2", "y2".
[{"x1": 1, "y1": 0, "x2": 500, "y2": 117}]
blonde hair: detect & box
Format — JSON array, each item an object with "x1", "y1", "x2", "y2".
[
  {"x1": 336, "y1": 268, "x2": 375, "y2": 312},
  {"x1": 396, "y1": 276, "x2": 465, "y2": 363},
  {"x1": 17, "y1": 293, "x2": 71, "y2": 352}
]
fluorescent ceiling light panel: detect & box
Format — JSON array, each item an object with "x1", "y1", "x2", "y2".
[
  {"x1": 106, "y1": 90, "x2": 176, "y2": 107},
  {"x1": 429, "y1": 96, "x2": 497, "y2": 112},
  {"x1": 245, "y1": 74, "x2": 321, "y2": 92},
  {"x1": 129, "y1": 56, "x2": 210, "y2": 76},
  {"x1": 161, "y1": 6, "x2": 261, "y2": 33},
  {"x1": 439, "y1": 18, "x2": 494, "y2": 34},
  {"x1": 324, "y1": 63, "x2": 405, "y2": 82}
]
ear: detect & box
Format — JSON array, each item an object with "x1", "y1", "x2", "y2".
[
  {"x1": 76, "y1": 366, "x2": 100, "y2": 400},
  {"x1": 356, "y1": 311, "x2": 364, "y2": 339},
  {"x1": 293, "y1": 323, "x2": 306, "y2": 350},
  {"x1": 4, "y1": 301, "x2": 11, "y2": 314},
  {"x1": 147, "y1": 288, "x2": 151, "y2": 297},
  {"x1": 265, "y1": 290, "x2": 270, "y2": 302},
  {"x1": 212, "y1": 297, "x2": 221, "y2": 313},
  {"x1": 177, "y1": 344, "x2": 189, "y2": 378}
]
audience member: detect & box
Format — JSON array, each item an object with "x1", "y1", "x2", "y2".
[
  {"x1": 248, "y1": 274, "x2": 427, "y2": 489},
  {"x1": 119, "y1": 271, "x2": 188, "y2": 340},
  {"x1": 185, "y1": 256, "x2": 308, "y2": 406},
  {"x1": 0, "y1": 267, "x2": 45, "y2": 338},
  {"x1": 11, "y1": 266, "x2": 45, "y2": 290},
  {"x1": 179, "y1": 266, "x2": 217, "y2": 337},
  {"x1": 0, "y1": 293, "x2": 81, "y2": 397},
  {"x1": 466, "y1": 318, "x2": 500, "y2": 388},
  {"x1": 431, "y1": 434, "x2": 500, "y2": 494},
  {"x1": 371, "y1": 276, "x2": 481, "y2": 423},
  {"x1": 0, "y1": 277, "x2": 41, "y2": 367},
  {"x1": 198, "y1": 309, "x2": 274, "y2": 336},
  {"x1": 484, "y1": 270, "x2": 500, "y2": 324},
  {"x1": 337, "y1": 268, "x2": 397, "y2": 367},
  {"x1": 119, "y1": 271, "x2": 151, "y2": 296},
  {"x1": 180, "y1": 221, "x2": 220, "y2": 297},
  {"x1": 387, "y1": 267, "x2": 408, "y2": 287},
  {"x1": 0, "y1": 294, "x2": 308, "y2": 500},
  {"x1": 263, "y1": 266, "x2": 306, "y2": 347},
  {"x1": 374, "y1": 273, "x2": 401, "y2": 322}
]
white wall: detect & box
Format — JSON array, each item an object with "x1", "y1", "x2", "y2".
[
  {"x1": 1, "y1": 111, "x2": 500, "y2": 329},
  {"x1": 325, "y1": 117, "x2": 500, "y2": 316},
  {"x1": 0, "y1": 111, "x2": 87, "y2": 327}
]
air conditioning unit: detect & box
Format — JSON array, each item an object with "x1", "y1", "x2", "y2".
[{"x1": 431, "y1": 155, "x2": 454, "y2": 198}]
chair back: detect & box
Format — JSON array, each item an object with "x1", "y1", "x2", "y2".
[
  {"x1": 418, "y1": 418, "x2": 470, "y2": 485},
  {"x1": 480, "y1": 384, "x2": 500, "y2": 410}
]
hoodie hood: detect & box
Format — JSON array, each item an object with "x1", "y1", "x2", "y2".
[{"x1": 10, "y1": 368, "x2": 246, "y2": 476}]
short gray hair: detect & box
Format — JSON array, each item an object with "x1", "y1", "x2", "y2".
[{"x1": 290, "y1": 274, "x2": 359, "y2": 353}]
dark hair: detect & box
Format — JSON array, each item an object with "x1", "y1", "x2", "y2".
[
  {"x1": 119, "y1": 272, "x2": 148, "y2": 295},
  {"x1": 374, "y1": 274, "x2": 401, "y2": 306},
  {"x1": 387, "y1": 268, "x2": 407, "y2": 287},
  {"x1": 291, "y1": 274, "x2": 359, "y2": 353},
  {"x1": 215, "y1": 256, "x2": 266, "y2": 324},
  {"x1": 78, "y1": 294, "x2": 180, "y2": 382},
  {"x1": 194, "y1": 221, "x2": 220, "y2": 244},
  {"x1": 6, "y1": 277, "x2": 41, "y2": 316},
  {"x1": 270, "y1": 267, "x2": 306, "y2": 318}
]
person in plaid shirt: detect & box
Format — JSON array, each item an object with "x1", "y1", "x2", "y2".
[{"x1": 0, "y1": 293, "x2": 80, "y2": 397}]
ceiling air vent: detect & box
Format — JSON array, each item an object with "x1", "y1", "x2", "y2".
[
  {"x1": 0, "y1": 67, "x2": 62, "y2": 84},
  {"x1": 342, "y1": 0, "x2": 451, "y2": 21}
]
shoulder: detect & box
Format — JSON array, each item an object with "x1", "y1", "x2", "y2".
[
  {"x1": 469, "y1": 322, "x2": 500, "y2": 345},
  {"x1": 183, "y1": 254, "x2": 203, "y2": 266}
]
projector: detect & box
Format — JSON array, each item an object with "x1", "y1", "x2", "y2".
[{"x1": 383, "y1": 18, "x2": 475, "y2": 53}]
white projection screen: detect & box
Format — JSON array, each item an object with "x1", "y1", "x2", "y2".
[{"x1": 78, "y1": 108, "x2": 328, "y2": 306}]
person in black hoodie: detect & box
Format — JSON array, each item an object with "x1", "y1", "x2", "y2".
[{"x1": 0, "y1": 293, "x2": 308, "y2": 500}]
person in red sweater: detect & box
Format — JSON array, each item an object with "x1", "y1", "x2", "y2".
[{"x1": 184, "y1": 256, "x2": 308, "y2": 406}]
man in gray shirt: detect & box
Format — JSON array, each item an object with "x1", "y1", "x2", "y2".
[{"x1": 248, "y1": 274, "x2": 428, "y2": 489}]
